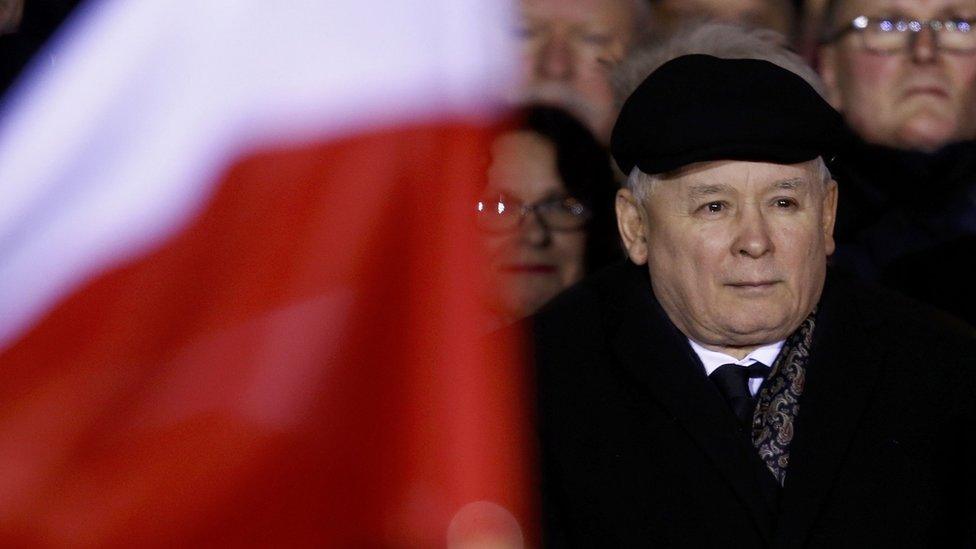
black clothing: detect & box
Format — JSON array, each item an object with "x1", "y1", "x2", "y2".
[
  {"x1": 708, "y1": 362, "x2": 770, "y2": 427},
  {"x1": 533, "y1": 261, "x2": 976, "y2": 547},
  {"x1": 831, "y1": 138, "x2": 976, "y2": 325},
  {"x1": 610, "y1": 55, "x2": 847, "y2": 175}
]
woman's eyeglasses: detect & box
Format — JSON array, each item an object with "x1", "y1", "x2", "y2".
[{"x1": 476, "y1": 194, "x2": 591, "y2": 232}]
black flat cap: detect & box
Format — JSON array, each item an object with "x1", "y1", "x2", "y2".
[{"x1": 610, "y1": 54, "x2": 847, "y2": 175}]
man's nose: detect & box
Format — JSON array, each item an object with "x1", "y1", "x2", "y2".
[
  {"x1": 534, "y1": 34, "x2": 574, "y2": 80},
  {"x1": 732, "y1": 208, "x2": 774, "y2": 259},
  {"x1": 910, "y1": 27, "x2": 939, "y2": 63},
  {"x1": 517, "y1": 209, "x2": 552, "y2": 247}
]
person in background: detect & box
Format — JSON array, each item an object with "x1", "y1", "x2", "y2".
[
  {"x1": 479, "y1": 105, "x2": 621, "y2": 326},
  {"x1": 0, "y1": 0, "x2": 24, "y2": 35},
  {"x1": 820, "y1": 0, "x2": 976, "y2": 151},
  {"x1": 613, "y1": 21, "x2": 826, "y2": 107},
  {"x1": 648, "y1": 0, "x2": 802, "y2": 47},
  {"x1": 818, "y1": 0, "x2": 976, "y2": 325},
  {"x1": 511, "y1": 0, "x2": 653, "y2": 142}
]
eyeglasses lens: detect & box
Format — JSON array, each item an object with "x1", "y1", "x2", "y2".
[{"x1": 860, "y1": 17, "x2": 976, "y2": 53}]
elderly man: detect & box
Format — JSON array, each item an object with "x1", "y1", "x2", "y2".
[
  {"x1": 532, "y1": 54, "x2": 976, "y2": 546},
  {"x1": 819, "y1": 0, "x2": 976, "y2": 151},
  {"x1": 817, "y1": 0, "x2": 976, "y2": 324},
  {"x1": 512, "y1": 0, "x2": 651, "y2": 141}
]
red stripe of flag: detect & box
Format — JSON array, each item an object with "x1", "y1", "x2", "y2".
[{"x1": 0, "y1": 120, "x2": 534, "y2": 546}]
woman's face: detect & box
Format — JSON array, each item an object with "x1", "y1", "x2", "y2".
[{"x1": 481, "y1": 131, "x2": 587, "y2": 321}]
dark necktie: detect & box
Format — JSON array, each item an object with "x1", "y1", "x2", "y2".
[{"x1": 709, "y1": 362, "x2": 771, "y2": 427}]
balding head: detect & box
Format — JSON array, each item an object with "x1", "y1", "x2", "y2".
[{"x1": 512, "y1": 0, "x2": 652, "y2": 141}]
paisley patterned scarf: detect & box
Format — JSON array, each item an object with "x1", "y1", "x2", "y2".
[{"x1": 752, "y1": 310, "x2": 816, "y2": 486}]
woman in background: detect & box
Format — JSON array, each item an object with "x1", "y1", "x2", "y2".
[{"x1": 478, "y1": 105, "x2": 621, "y2": 325}]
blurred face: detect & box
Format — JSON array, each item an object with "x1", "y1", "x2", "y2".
[
  {"x1": 652, "y1": 0, "x2": 795, "y2": 38},
  {"x1": 513, "y1": 0, "x2": 641, "y2": 140},
  {"x1": 0, "y1": 0, "x2": 23, "y2": 34},
  {"x1": 616, "y1": 160, "x2": 838, "y2": 358},
  {"x1": 481, "y1": 131, "x2": 587, "y2": 321},
  {"x1": 820, "y1": 0, "x2": 976, "y2": 151}
]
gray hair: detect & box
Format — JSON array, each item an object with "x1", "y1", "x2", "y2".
[
  {"x1": 626, "y1": 156, "x2": 832, "y2": 202},
  {"x1": 612, "y1": 21, "x2": 828, "y2": 110},
  {"x1": 627, "y1": 0, "x2": 654, "y2": 33},
  {"x1": 614, "y1": 20, "x2": 833, "y2": 200}
]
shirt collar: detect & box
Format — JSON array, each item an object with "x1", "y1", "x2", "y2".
[{"x1": 687, "y1": 338, "x2": 785, "y2": 377}]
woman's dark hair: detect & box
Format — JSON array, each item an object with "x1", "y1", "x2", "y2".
[{"x1": 517, "y1": 104, "x2": 623, "y2": 273}]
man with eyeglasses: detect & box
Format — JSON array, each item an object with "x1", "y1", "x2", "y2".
[
  {"x1": 817, "y1": 0, "x2": 976, "y2": 326},
  {"x1": 820, "y1": 0, "x2": 976, "y2": 150}
]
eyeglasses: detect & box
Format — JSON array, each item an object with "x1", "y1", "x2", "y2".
[
  {"x1": 475, "y1": 194, "x2": 591, "y2": 232},
  {"x1": 825, "y1": 15, "x2": 976, "y2": 54}
]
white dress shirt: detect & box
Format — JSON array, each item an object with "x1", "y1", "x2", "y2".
[{"x1": 688, "y1": 339, "x2": 785, "y2": 396}]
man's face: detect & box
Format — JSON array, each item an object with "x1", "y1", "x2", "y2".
[
  {"x1": 481, "y1": 131, "x2": 587, "y2": 320},
  {"x1": 652, "y1": 0, "x2": 795, "y2": 39},
  {"x1": 616, "y1": 160, "x2": 838, "y2": 357},
  {"x1": 820, "y1": 0, "x2": 976, "y2": 151},
  {"x1": 514, "y1": 0, "x2": 640, "y2": 140}
]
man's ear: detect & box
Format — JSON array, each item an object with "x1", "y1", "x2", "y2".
[
  {"x1": 616, "y1": 188, "x2": 649, "y2": 265},
  {"x1": 818, "y1": 45, "x2": 844, "y2": 110},
  {"x1": 822, "y1": 179, "x2": 839, "y2": 256}
]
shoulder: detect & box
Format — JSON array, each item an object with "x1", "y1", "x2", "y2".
[
  {"x1": 531, "y1": 261, "x2": 645, "y2": 350},
  {"x1": 827, "y1": 271, "x2": 975, "y2": 346},
  {"x1": 822, "y1": 272, "x2": 976, "y2": 397},
  {"x1": 528, "y1": 261, "x2": 659, "y2": 398}
]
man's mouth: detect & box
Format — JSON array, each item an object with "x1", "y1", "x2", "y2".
[
  {"x1": 726, "y1": 280, "x2": 780, "y2": 291},
  {"x1": 903, "y1": 85, "x2": 949, "y2": 99}
]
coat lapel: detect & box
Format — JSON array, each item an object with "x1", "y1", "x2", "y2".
[
  {"x1": 606, "y1": 263, "x2": 776, "y2": 543},
  {"x1": 773, "y1": 277, "x2": 884, "y2": 547}
]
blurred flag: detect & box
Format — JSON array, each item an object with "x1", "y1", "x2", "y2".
[{"x1": 0, "y1": 0, "x2": 533, "y2": 546}]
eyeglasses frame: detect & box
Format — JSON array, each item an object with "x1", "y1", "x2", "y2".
[
  {"x1": 475, "y1": 195, "x2": 591, "y2": 233},
  {"x1": 823, "y1": 14, "x2": 976, "y2": 55}
]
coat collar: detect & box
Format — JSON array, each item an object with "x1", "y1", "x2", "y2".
[
  {"x1": 772, "y1": 275, "x2": 884, "y2": 547},
  {"x1": 604, "y1": 262, "x2": 778, "y2": 543},
  {"x1": 600, "y1": 262, "x2": 885, "y2": 547}
]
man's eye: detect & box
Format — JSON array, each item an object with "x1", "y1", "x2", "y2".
[
  {"x1": 699, "y1": 202, "x2": 725, "y2": 214},
  {"x1": 774, "y1": 198, "x2": 798, "y2": 209}
]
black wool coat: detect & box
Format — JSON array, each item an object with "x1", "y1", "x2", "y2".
[{"x1": 533, "y1": 261, "x2": 976, "y2": 548}]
